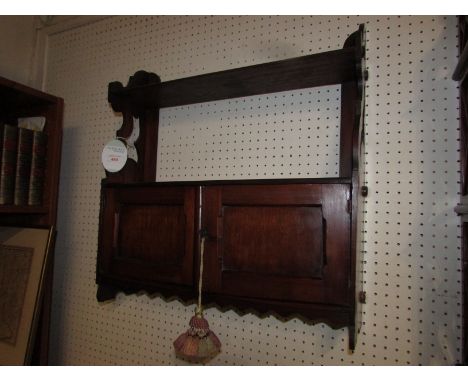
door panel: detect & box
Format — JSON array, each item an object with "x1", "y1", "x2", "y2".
[
  {"x1": 222, "y1": 205, "x2": 324, "y2": 279},
  {"x1": 118, "y1": 204, "x2": 185, "y2": 265},
  {"x1": 202, "y1": 183, "x2": 351, "y2": 306},
  {"x1": 98, "y1": 185, "x2": 196, "y2": 286}
]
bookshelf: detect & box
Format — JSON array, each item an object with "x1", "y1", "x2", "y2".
[
  {"x1": 0, "y1": 76, "x2": 63, "y2": 226},
  {"x1": 0, "y1": 75, "x2": 63, "y2": 364}
]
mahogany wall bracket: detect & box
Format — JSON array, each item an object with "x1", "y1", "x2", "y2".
[{"x1": 98, "y1": 25, "x2": 367, "y2": 351}]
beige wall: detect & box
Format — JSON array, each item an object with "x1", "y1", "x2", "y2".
[
  {"x1": 0, "y1": 16, "x2": 106, "y2": 89},
  {"x1": 0, "y1": 16, "x2": 36, "y2": 86}
]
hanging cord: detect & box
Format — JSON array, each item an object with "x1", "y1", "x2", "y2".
[{"x1": 196, "y1": 234, "x2": 206, "y2": 317}]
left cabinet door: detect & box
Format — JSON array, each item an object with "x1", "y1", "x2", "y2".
[{"x1": 97, "y1": 184, "x2": 196, "y2": 289}]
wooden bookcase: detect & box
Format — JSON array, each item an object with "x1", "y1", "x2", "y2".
[
  {"x1": 0, "y1": 76, "x2": 63, "y2": 364},
  {"x1": 97, "y1": 25, "x2": 366, "y2": 350}
]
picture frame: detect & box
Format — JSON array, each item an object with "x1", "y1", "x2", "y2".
[{"x1": 0, "y1": 225, "x2": 54, "y2": 365}]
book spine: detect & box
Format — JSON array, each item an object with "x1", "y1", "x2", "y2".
[
  {"x1": 14, "y1": 127, "x2": 34, "y2": 205},
  {"x1": 0, "y1": 125, "x2": 19, "y2": 205},
  {"x1": 28, "y1": 131, "x2": 47, "y2": 206}
]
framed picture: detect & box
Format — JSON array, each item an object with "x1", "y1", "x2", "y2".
[{"x1": 0, "y1": 226, "x2": 54, "y2": 365}]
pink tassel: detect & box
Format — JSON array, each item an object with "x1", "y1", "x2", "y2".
[{"x1": 173, "y1": 314, "x2": 221, "y2": 363}]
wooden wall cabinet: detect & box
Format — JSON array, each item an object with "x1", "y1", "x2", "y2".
[
  {"x1": 96, "y1": 25, "x2": 366, "y2": 350},
  {"x1": 0, "y1": 76, "x2": 63, "y2": 364}
]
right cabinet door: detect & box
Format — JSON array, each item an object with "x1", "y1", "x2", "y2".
[{"x1": 202, "y1": 183, "x2": 351, "y2": 306}]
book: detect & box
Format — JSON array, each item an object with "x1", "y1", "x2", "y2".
[
  {"x1": 13, "y1": 127, "x2": 34, "y2": 205},
  {"x1": 0, "y1": 124, "x2": 19, "y2": 205},
  {"x1": 28, "y1": 131, "x2": 47, "y2": 206},
  {"x1": 18, "y1": 116, "x2": 46, "y2": 132}
]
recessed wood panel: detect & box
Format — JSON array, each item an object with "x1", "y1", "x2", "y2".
[
  {"x1": 117, "y1": 204, "x2": 185, "y2": 266},
  {"x1": 222, "y1": 205, "x2": 324, "y2": 278}
]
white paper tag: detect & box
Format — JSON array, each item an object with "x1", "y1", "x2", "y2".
[
  {"x1": 101, "y1": 139, "x2": 128, "y2": 172},
  {"x1": 127, "y1": 117, "x2": 140, "y2": 163}
]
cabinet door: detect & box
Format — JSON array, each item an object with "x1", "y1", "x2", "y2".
[
  {"x1": 202, "y1": 183, "x2": 351, "y2": 306},
  {"x1": 98, "y1": 185, "x2": 196, "y2": 286}
]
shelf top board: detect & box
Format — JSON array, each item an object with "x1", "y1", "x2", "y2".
[
  {"x1": 0, "y1": 205, "x2": 49, "y2": 214},
  {"x1": 0, "y1": 76, "x2": 61, "y2": 109},
  {"x1": 102, "y1": 177, "x2": 353, "y2": 189},
  {"x1": 109, "y1": 46, "x2": 359, "y2": 111}
]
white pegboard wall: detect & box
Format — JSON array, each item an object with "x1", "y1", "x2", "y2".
[
  {"x1": 45, "y1": 16, "x2": 461, "y2": 365},
  {"x1": 157, "y1": 85, "x2": 341, "y2": 181}
]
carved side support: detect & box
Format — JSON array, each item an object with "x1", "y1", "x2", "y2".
[
  {"x1": 96, "y1": 180, "x2": 110, "y2": 299},
  {"x1": 341, "y1": 24, "x2": 367, "y2": 351},
  {"x1": 107, "y1": 70, "x2": 161, "y2": 183},
  {"x1": 340, "y1": 24, "x2": 366, "y2": 177},
  {"x1": 349, "y1": 325, "x2": 356, "y2": 352},
  {"x1": 454, "y1": 15, "x2": 468, "y2": 366}
]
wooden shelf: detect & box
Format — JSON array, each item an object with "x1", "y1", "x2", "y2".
[
  {"x1": 109, "y1": 46, "x2": 359, "y2": 110},
  {"x1": 0, "y1": 205, "x2": 49, "y2": 214},
  {"x1": 102, "y1": 177, "x2": 353, "y2": 188},
  {"x1": 98, "y1": 25, "x2": 366, "y2": 351},
  {"x1": 0, "y1": 76, "x2": 63, "y2": 228},
  {"x1": 0, "y1": 77, "x2": 57, "y2": 110}
]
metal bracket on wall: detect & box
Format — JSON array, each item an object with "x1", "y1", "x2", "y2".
[
  {"x1": 359, "y1": 291, "x2": 366, "y2": 304},
  {"x1": 454, "y1": 195, "x2": 468, "y2": 222}
]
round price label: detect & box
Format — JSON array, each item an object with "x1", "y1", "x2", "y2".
[{"x1": 101, "y1": 139, "x2": 128, "y2": 173}]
